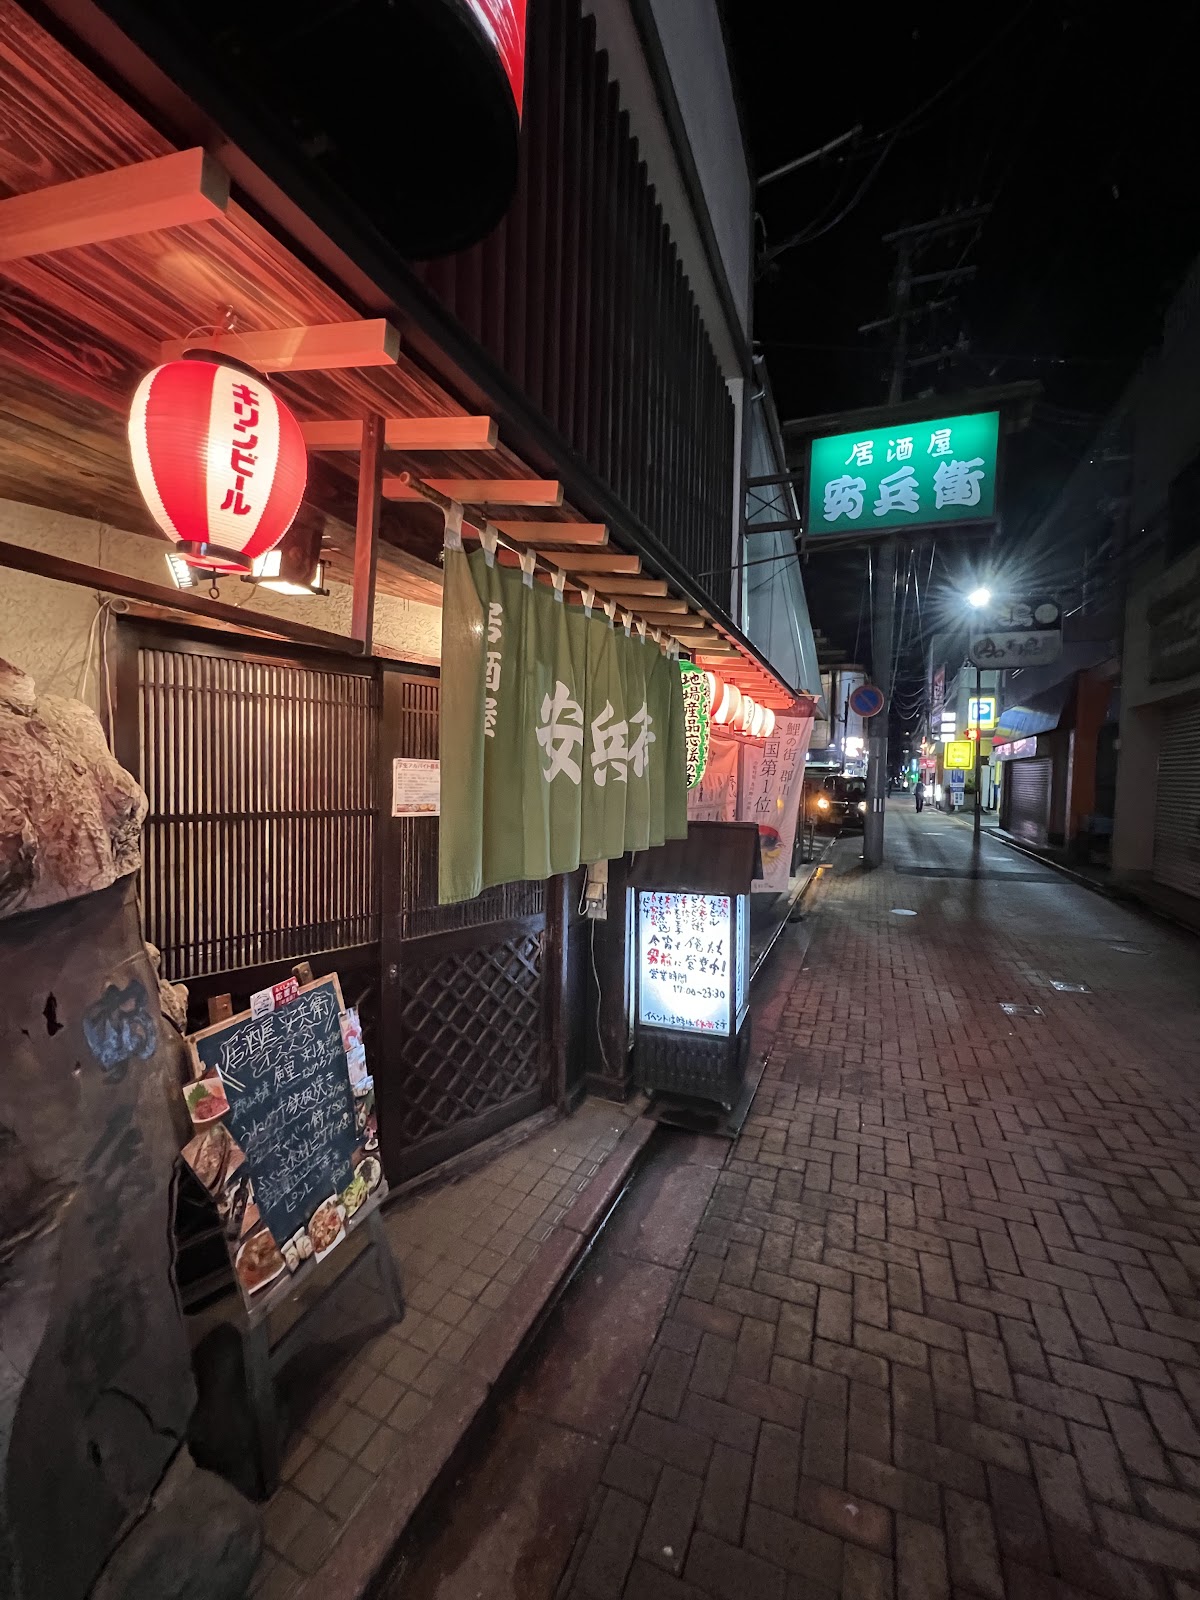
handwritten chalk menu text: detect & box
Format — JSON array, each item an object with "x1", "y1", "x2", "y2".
[
  {"x1": 192, "y1": 978, "x2": 357, "y2": 1246},
  {"x1": 183, "y1": 974, "x2": 385, "y2": 1302},
  {"x1": 637, "y1": 892, "x2": 733, "y2": 1036}
]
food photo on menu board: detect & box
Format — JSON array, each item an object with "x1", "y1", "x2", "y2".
[{"x1": 180, "y1": 975, "x2": 385, "y2": 1303}]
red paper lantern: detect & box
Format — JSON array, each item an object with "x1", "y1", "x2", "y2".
[
  {"x1": 712, "y1": 679, "x2": 741, "y2": 727},
  {"x1": 129, "y1": 358, "x2": 308, "y2": 572},
  {"x1": 734, "y1": 695, "x2": 757, "y2": 734}
]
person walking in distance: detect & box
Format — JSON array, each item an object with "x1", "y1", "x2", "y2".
[{"x1": 914, "y1": 779, "x2": 924, "y2": 812}]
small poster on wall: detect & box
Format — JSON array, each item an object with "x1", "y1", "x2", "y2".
[
  {"x1": 392, "y1": 757, "x2": 440, "y2": 816},
  {"x1": 181, "y1": 974, "x2": 384, "y2": 1305}
]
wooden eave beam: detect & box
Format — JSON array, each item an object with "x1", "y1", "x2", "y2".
[
  {"x1": 644, "y1": 618, "x2": 712, "y2": 634},
  {"x1": 301, "y1": 416, "x2": 498, "y2": 451},
  {"x1": 161, "y1": 319, "x2": 401, "y2": 371},
  {"x1": 547, "y1": 551, "x2": 641, "y2": 575},
  {"x1": 0, "y1": 148, "x2": 230, "y2": 262},
  {"x1": 634, "y1": 608, "x2": 707, "y2": 624},
  {"x1": 491, "y1": 520, "x2": 608, "y2": 547},
  {"x1": 609, "y1": 593, "x2": 685, "y2": 611},
  {"x1": 383, "y1": 477, "x2": 563, "y2": 507},
  {"x1": 585, "y1": 576, "x2": 668, "y2": 596}
]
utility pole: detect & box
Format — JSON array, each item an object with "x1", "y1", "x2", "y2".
[
  {"x1": 860, "y1": 206, "x2": 990, "y2": 870},
  {"x1": 862, "y1": 538, "x2": 896, "y2": 867},
  {"x1": 973, "y1": 661, "x2": 983, "y2": 844},
  {"x1": 862, "y1": 233, "x2": 911, "y2": 869}
]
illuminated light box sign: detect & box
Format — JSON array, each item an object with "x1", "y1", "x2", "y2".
[
  {"x1": 637, "y1": 891, "x2": 749, "y2": 1037},
  {"x1": 968, "y1": 695, "x2": 997, "y2": 732},
  {"x1": 679, "y1": 662, "x2": 711, "y2": 789},
  {"x1": 994, "y1": 736, "x2": 1037, "y2": 760},
  {"x1": 806, "y1": 410, "x2": 999, "y2": 536},
  {"x1": 969, "y1": 596, "x2": 1062, "y2": 669},
  {"x1": 944, "y1": 740, "x2": 974, "y2": 771}
]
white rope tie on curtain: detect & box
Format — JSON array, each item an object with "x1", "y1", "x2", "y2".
[{"x1": 443, "y1": 500, "x2": 465, "y2": 550}]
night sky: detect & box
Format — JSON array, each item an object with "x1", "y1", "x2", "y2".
[{"x1": 722, "y1": 2, "x2": 1198, "y2": 709}]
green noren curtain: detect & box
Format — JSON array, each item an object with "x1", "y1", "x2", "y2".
[{"x1": 439, "y1": 546, "x2": 689, "y2": 904}]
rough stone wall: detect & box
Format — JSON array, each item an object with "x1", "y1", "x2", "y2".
[
  {"x1": 0, "y1": 661, "x2": 146, "y2": 918},
  {"x1": 0, "y1": 669, "x2": 258, "y2": 1598},
  {"x1": 0, "y1": 880, "x2": 199, "y2": 1597}
]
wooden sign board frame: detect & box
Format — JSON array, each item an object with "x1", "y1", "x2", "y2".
[{"x1": 181, "y1": 972, "x2": 403, "y2": 1488}]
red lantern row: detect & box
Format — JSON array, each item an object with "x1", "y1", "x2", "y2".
[{"x1": 703, "y1": 671, "x2": 775, "y2": 739}]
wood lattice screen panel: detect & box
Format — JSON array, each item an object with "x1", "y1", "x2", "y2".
[
  {"x1": 393, "y1": 932, "x2": 545, "y2": 1152},
  {"x1": 391, "y1": 672, "x2": 544, "y2": 938},
  {"x1": 136, "y1": 644, "x2": 381, "y2": 981}
]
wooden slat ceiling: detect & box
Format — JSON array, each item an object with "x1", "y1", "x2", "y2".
[{"x1": 0, "y1": 0, "x2": 798, "y2": 704}]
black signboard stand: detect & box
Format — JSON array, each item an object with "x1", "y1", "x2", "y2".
[
  {"x1": 629, "y1": 822, "x2": 759, "y2": 1115},
  {"x1": 181, "y1": 973, "x2": 403, "y2": 1490},
  {"x1": 242, "y1": 1199, "x2": 402, "y2": 1490}
]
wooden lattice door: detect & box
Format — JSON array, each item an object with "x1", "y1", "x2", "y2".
[
  {"x1": 378, "y1": 668, "x2": 550, "y2": 1180},
  {"x1": 115, "y1": 622, "x2": 381, "y2": 985}
]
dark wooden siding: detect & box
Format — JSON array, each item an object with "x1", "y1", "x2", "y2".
[{"x1": 413, "y1": 0, "x2": 735, "y2": 614}]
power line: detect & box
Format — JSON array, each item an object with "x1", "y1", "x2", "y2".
[
  {"x1": 760, "y1": 6, "x2": 1036, "y2": 267},
  {"x1": 759, "y1": 338, "x2": 1118, "y2": 367},
  {"x1": 868, "y1": 2, "x2": 1037, "y2": 150},
  {"x1": 757, "y1": 124, "x2": 863, "y2": 189},
  {"x1": 764, "y1": 133, "x2": 900, "y2": 264}
]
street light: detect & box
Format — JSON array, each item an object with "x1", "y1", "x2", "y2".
[{"x1": 965, "y1": 587, "x2": 992, "y2": 840}]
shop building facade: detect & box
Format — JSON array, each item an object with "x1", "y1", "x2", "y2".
[
  {"x1": 990, "y1": 250, "x2": 1200, "y2": 894},
  {"x1": 0, "y1": 0, "x2": 814, "y2": 1173},
  {"x1": 0, "y1": 3, "x2": 824, "y2": 1593},
  {"x1": 1110, "y1": 255, "x2": 1200, "y2": 905}
]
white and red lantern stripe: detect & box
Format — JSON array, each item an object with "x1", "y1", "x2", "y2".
[{"x1": 128, "y1": 360, "x2": 307, "y2": 571}]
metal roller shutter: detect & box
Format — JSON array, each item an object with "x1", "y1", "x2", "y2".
[
  {"x1": 1007, "y1": 758, "x2": 1052, "y2": 846},
  {"x1": 1153, "y1": 698, "x2": 1200, "y2": 899}
]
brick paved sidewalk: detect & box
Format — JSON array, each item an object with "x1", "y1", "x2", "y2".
[
  {"x1": 252, "y1": 1099, "x2": 641, "y2": 1599},
  {"x1": 559, "y1": 816, "x2": 1200, "y2": 1600}
]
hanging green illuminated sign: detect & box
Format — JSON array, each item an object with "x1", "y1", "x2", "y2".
[
  {"x1": 679, "y1": 662, "x2": 710, "y2": 789},
  {"x1": 806, "y1": 410, "x2": 1000, "y2": 536}
]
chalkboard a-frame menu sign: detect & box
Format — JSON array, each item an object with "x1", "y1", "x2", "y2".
[{"x1": 181, "y1": 974, "x2": 386, "y2": 1308}]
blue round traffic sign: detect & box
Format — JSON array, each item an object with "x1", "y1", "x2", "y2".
[{"x1": 849, "y1": 683, "x2": 885, "y2": 719}]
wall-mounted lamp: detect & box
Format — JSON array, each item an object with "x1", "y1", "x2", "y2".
[
  {"x1": 241, "y1": 513, "x2": 329, "y2": 597},
  {"x1": 165, "y1": 551, "x2": 200, "y2": 590}
]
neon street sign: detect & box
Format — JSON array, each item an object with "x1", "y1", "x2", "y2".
[{"x1": 807, "y1": 410, "x2": 1000, "y2": 537}]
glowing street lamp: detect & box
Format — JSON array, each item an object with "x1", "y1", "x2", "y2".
[{"x1": 964, "y1": 588, "x2": 993, "y2": 838}]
